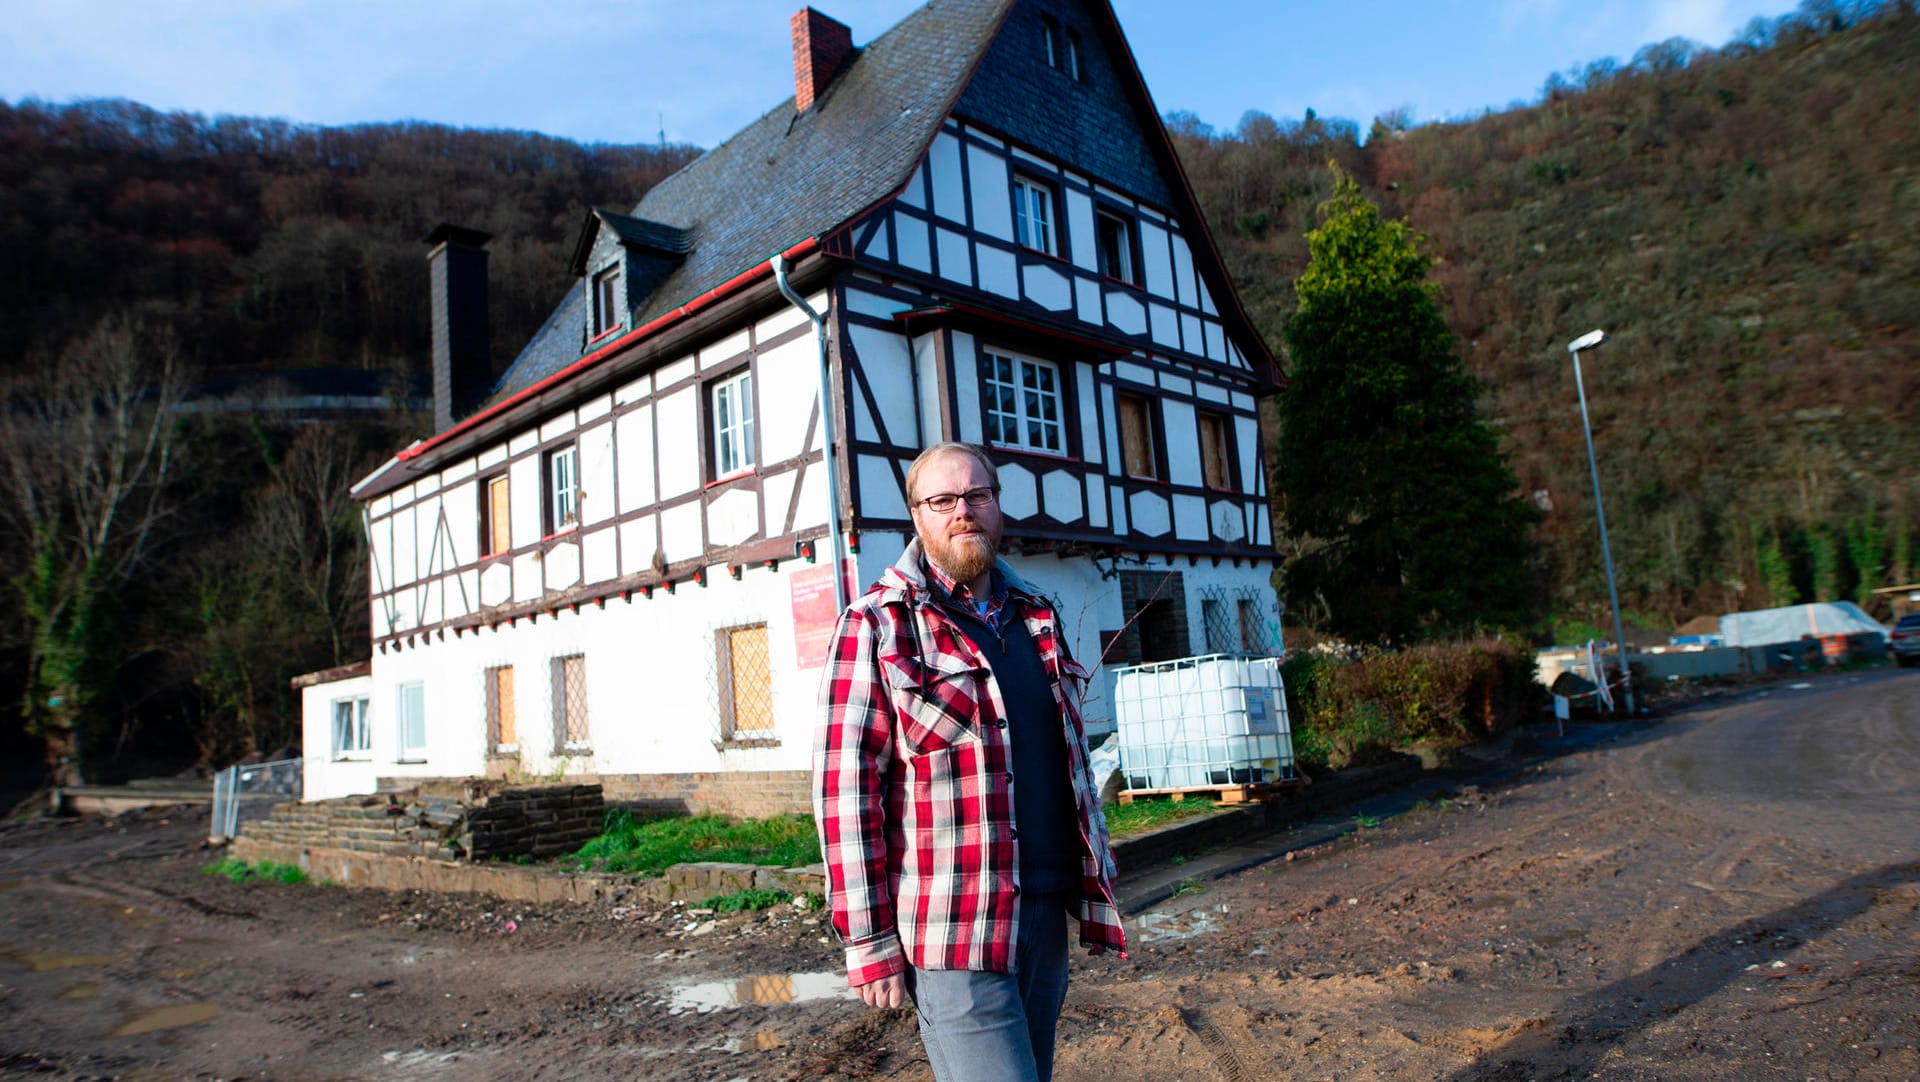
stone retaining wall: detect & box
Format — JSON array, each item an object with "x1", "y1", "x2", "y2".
[{"x1": 243, "y1": 782, "x2": 604, "y2": 862}]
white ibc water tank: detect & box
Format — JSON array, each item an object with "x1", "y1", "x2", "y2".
[{"x1": 1113, "y1": 654, "x2": 1296, "y2": 792}]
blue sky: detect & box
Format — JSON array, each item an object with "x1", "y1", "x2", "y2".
[{"x1": 1, "y1": 0, "x2": 1800, "y2": 147}]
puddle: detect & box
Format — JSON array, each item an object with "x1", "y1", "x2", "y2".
[
  {"x1": 59, "y1": 981, "x2": 102, "y2": 1000},
  {"x1": 107, "y1": 1002, "x2": 220, "y2": 1037},
  {"x1": 665, "y1": 971, "x2": 854, "y2": 1014},
  {"x1": 2, "y1": 950, "x2": 123, "y2": 972},
  {"x1": 1135, "y1": 904, "x2": 1227, "y2": 942}
]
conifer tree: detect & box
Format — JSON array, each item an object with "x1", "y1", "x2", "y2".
[{"x1": 1275, "y1": 168, "x2": 1538, "y2": 643}]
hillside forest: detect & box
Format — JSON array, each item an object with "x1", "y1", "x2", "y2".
[{"x1": 0, "y1": 1, "x2": 1915, "y2": 783}]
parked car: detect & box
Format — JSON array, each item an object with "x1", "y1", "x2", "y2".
[{"x1": 1891, "y1": 612, "x2": 1920, "y2": 667}]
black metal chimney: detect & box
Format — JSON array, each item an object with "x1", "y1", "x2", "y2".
[{"x1": 424, "y1": 223, "x2": 493, "y2": 431}]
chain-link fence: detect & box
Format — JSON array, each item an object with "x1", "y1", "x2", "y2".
[{"x1": 209, "y1": 757, "x2": 304, "y2": 842}]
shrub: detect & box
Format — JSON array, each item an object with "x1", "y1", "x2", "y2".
[{"x1": 1283, "y1": 637, "x2": 1540, "y2": 770}]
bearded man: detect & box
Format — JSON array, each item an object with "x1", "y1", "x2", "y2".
[{"x1": 813, "y1": 441, "x2": 1126, "y2": 1082}]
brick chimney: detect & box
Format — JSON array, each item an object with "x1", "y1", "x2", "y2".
[
  {"x1": 423, "y1": 223, "x2": 493, "y2": 432},
  {"x1": 791, "y1": 7, "x2": 853, "y2": 112}
]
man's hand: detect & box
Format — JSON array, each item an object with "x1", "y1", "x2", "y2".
[{"x1": 856, "y1": 971, "x2": 907, "y2": 1009}]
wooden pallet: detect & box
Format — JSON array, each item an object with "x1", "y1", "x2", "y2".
[{"x1": 1116, "y1": 780, "x2": 1295, "y2": 806}]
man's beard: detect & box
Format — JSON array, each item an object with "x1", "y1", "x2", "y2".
[{"x1": 924, "y1": 524, "x2": 999, "y2": 585}]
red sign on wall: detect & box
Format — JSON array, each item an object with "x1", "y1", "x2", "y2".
[{"x1": 790, "y1": 560, "x2": 855, "y2": 671}]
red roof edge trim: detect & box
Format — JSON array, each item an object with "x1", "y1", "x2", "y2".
[{"x1": 396, "y1": 236, "x2": 822, "y2": 465}]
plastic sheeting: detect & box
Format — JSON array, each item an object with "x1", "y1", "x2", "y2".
[{"x1": 1719, "y1": 602, "x2": 1886, "y2": 647}]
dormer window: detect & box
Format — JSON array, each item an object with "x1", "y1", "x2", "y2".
[{"x1": 591, "y1": 265, "x2": 623, "y2": 338}]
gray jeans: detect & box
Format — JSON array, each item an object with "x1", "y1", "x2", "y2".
[{"x1": 904, "y1": 892, "x2": 1072, "y2": 1082}]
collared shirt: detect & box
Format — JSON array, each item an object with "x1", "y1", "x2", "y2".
[{"x1": 813, "y1": 541, "x2": 1128, "y2": 986}]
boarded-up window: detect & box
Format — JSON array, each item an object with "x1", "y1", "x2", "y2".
[
  {"x1": 552, "y1": 655, "x2": 589, "y2": 749},
  {"x1": 718, "y1": 623, "x2": 776, "y2": 740},
  {"x1": 1118, "y1": 392, "x2": 1158, "y2": 479},
  {"x1": 481, "y1": 474, "x2": 511, "y2": 556},
  {"x1": 1198, "y1": 411, "x2": 1232, "y2": 490},
  {"x1": 485, "y1": 665, "x2": 516, "y2": 751}
]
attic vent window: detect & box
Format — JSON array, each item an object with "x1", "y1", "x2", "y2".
[
  {"x1": 1042, "y1": 16, "x2": 1082, "y2": 80},
  {"x1": 592, "y1": 266, "x2": 623, "y2": 338}
]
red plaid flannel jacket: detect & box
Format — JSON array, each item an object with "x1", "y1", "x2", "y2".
[{"x1": 814, "y1": 541, "x2": 1128, "y2": 986}]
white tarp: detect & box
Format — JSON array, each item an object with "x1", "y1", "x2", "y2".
[{"x1": 1719, "y1": 602, "x2": 1886, "y2": 647}]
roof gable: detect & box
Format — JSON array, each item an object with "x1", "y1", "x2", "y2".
[
  {"x1": 953, "y1": 0, "x2": 1171, "y2": 207},
  {"x1": 482, "y1": 0, "x2": 1273, "y2": 409}
]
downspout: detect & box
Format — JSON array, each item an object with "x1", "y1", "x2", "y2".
[{"x1": 771, "y1": 254, "x2": 849, "y2": 615}]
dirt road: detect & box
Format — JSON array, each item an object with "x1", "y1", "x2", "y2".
[{"x1": 3, "y1": 668, "x2": 1916, "y2": 1080}]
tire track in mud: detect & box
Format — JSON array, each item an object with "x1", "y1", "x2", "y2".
[{"x1": 1174, "y1": 1004, "x2": 1264, "y2": 1082}]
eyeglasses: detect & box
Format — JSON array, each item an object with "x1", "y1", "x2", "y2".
[{"x1": 915, "y1": 487, "x2": 998, "y2": 513}]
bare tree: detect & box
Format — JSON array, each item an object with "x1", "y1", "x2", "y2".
[{"x1": 0, "y1": 316, "x2": 186, "y2": 784}]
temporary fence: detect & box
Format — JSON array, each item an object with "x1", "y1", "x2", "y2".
[{"x1": 209, "y1": 757, "x2": 304, "y2": 842}]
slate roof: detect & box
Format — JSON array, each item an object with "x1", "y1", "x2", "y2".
[{"x1": 489, "y1": 0, "x2": 1013, "y2": 403}]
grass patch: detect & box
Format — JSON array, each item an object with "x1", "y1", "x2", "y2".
[
  {"x1": 568, "y1": 809, "x2": 821, "y2": 875},
  {"x1": 705, "y1": 887, "x2": 794, "y2": 913},
  {"x1": 204, "y1": 858, "x2": 309, "y2": 885},
  {"x1": 1103, "y1": 797, "x2": 1220, "y2": 838}
]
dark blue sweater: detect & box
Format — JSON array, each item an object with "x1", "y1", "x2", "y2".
[{"x1": 938, "y1": 588, "x2": 1084, "y2": 895}]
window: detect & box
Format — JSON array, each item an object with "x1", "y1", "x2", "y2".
[
  {"x1": 1041, "y1": 16, "x2": 1081, "y2": 79},
  {"x1": 1238, "y1": 598, "x2": 1267, "y2": 654},
  {"x1": 1202, "y1": 598, "x2": 1231, "y2": 654},
  {"x1": 544, "y1": 444, "x2": 579, "y2": 534},
  {"x1": 480, "y1": 473, "x2": 511, "y2": 557},
  {"x1": 552, "y1": 654, "x2": 589, "y2": 751},
  {"x1": 1013, "y1": 176, "x2": 1056, "y2": 256},
  {"x1": 396, "y1": 682, "x2": 426, "y2": 762},
  {"x1": 331, "y1": 697, "x2": 370, "y2": 759},
  {"x1": 984, "y1": 350, "x2": 1064, "y2": 454},
  {"x1": 1198, "y1": 410, "x2": 1233, "y2": 490},
  {"x1": 485, "y1": 665, "x2": 517, "y2": 753},
  {"x1": 1095, "y1": 210, "x2": 1136, "y2": 284},
  {"x1": 711, "y1": 369, "x2": 756, "y2": 477},
  {"x1": 1117, "y1": 391, "x2": 1159, "y2": 479},
  {"x1": 717, "y1": 623, "x2": 776, "y2": 743},
  {"x1": 592, "y1": 266, "x2": 622, "y2": 337}
]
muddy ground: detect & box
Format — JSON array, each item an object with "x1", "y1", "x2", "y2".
[{"x1": 3, "y1": 667, "x2": 1916, "y2": 1080}]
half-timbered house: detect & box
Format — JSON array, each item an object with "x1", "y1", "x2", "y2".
[{"x1": 297, "y1": 0, "x2": 1285, "y2": 817}]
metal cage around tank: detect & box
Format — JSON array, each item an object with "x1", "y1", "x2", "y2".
[{"x1": 1112, "y1": 654, "x2": 1296, "y2": 793}]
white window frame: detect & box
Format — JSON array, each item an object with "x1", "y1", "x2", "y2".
[
  {"x1": 1096, "y1": 209, "x2": 1135, "y2": 284},
  {"x1": 396, "y1": 682, "x2": 427, "y2": 762},
  {"x1": 546, "y1": 443, "x2": 579, "y2": 534},
  {"x1": 983, "y1": 349, "x2": 1065, "y2": 455},
  {"x1": 711, "y1": 368, "x2": 756, "y2": 478},
  {"x1": 331, "y1": 696, "x2": 370, "y2": 760},
  {"x1": 592, "y1": 265, "x2": 622, "y2": 337},
  {"x1": 1013, "y1": 176, "x2": 1056, "y2": 256}
]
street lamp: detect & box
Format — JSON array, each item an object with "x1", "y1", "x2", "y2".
[{"x1": 1567, "y1": 329, "x2": 1636, "y2": 715}]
